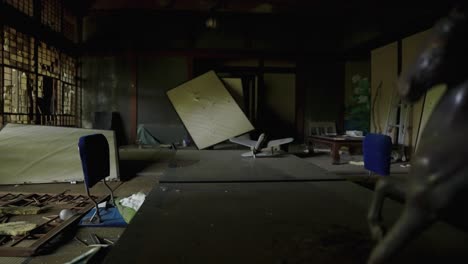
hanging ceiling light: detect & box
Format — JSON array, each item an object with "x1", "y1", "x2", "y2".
[{"x1": 205, "y1": 16, "x2": 218, "y2": 29}]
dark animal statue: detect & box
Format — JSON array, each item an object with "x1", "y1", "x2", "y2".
[{"x1": 367, "y1": 6, "x2": 468, "y2": 264}]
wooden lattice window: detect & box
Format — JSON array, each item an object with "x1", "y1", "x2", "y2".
[
  {"x1": 62, "y1": 83, "x2": 75, "y2": 115},
  {"x1": 38, "y1": 42, "x2": 60, "y2": 78},
  {"x1": 61, "y1": 53, "x2": 76, "y2": 84},
  {"x1": 63, "y1": 8, "x2": 77, "y2": 42},
  {"x1": 41, "y1": 0, "x2": 62, "y2": 32},
  {"x1": 3, "y1": 67, "x2": 33, "y2": 124},
  {"x1": 3, "y1": 26, "x2": 35, "y2": 72},
  {"x1": 4, "y1": 0, "x2": 34, "y2": 16}
]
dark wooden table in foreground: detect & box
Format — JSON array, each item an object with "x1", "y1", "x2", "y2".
[
  {"x1": 307, "y1": 135, "x2": 364, "y2": 164},
  {"x1": 103, "y1": 150, "x2": 468, "y2": 264}
]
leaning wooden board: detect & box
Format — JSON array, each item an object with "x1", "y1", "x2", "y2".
[
  {"x1": 167, "y1": 71, "x2": 254, "y2": 149},
  {"x1": 0, "y1": 124, "x2": 119, "y2": 184}
]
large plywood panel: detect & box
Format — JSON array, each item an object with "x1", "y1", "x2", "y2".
[
  {"x1": 222, "y1": 78, "x2": 244, "y2": 110},
  {"x1": 371, "y1": 42, "x2": 398, "y2": 134},
  {"x1": 402, "y1": 29, "x2": 432, "y2": 149},
  {"x1": 0, "y1": 124, "x2": 119, "y2": 185},
  {"x1": 167, "y1": 71, "x2": 254, "y2": 149}
]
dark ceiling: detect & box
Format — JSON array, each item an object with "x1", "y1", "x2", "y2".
[
  {"x1": 78, "y1": 0, "x2": 457, "y2": 34},
  {"x1": 85, "y1": 0, "x2": 453, "y2": 15},
  {"x1": 77, "y1": 0, "x2": 462, "y2": 56}
]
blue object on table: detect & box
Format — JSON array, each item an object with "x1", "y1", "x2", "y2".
[
  {"x1": 363, "y1": 133, "x2": 392, "y2": 176},
  {"x1": 78, "y1": 134, "x2": 117, "y2": 225}
]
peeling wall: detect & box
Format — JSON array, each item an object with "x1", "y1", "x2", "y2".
[
  {"x1": 82, "y1": 56, "x2": 132, "y2": 144},
  {"x1": 137, "y1": 56, "x2": 189, "y2": 144}
]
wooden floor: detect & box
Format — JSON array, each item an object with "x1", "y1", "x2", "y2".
[
  {"x1": 0, "y1": 148, "x2": 466, "y2": 264},
  {"x1": 104, "y1": 149, "x2": 468, "y2": 264}
]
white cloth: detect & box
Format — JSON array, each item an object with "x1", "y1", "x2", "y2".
[{"x1": 120, "y1": 192, "x2": 146, "y2": 211}]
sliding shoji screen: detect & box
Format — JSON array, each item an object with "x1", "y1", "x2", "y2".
[
  {"x1": 1, "y1": 0, "x2": 81, "y2": 127},
  {"x1": 60, "y1": 53, "x2": 77, "y2": 126},
  {"x1": 2, "y1": 26, "x2": 35, "y2": 124}
]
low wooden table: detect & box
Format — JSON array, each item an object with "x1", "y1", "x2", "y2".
[{"x1": 307, "y1": 135, "x2": 364, "y2": 164}]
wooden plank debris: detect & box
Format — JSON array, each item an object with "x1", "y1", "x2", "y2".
[
  {"x1": 0, "y1": 222, "x2": 37, "y2": 236},
  {"x1": 0, "y1": 206, "x2": 43, "y2": 215}
]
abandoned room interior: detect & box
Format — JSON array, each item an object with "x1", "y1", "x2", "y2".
[{"x1": 0, "y1": 0, "x2": 467, "y2": 263}]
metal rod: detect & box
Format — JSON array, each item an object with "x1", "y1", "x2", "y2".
[
  {"x1": 74, "y1": 237, "x2": 88, "y2": 246},
  {"x1": 85, "y1": 186, "x2": 101, "y2": 223},
  {"x1": 102, "y1": 178, "x2": 114, "y2": 206}
]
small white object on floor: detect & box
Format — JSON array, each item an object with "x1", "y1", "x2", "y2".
[
  {"x1": 98, "y1": 201, "x2": 107, "y2": 208},
  {"x1": 120, "y1": 192, "x2": 146, "y2": 211},
  {"x1": 349, "y1": 161, "x2": 365, "y2": 166},
  {"x1": 59, "y1": 209, "x2": 76, "y2": 221},
  {"x1": 400, "y1": 164, "x2": 411, "y2": 168}
]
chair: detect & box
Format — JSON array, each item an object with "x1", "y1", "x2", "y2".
[
  {"x1": 308, "y1": 121, "x2": 337, "y2": 136},
  {"x1": 363, "y1": 133, "x2": 392, "y2": 176},
  {"x1": 78, "y1": 133, "x2": 115, "y2": 223}
]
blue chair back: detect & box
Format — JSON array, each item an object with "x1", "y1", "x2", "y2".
[
  {"x1": 78, "y1": 134, "x2": 110, "y2": 188},
  {"x1": 363, "y1": 133, "x2": 392, "y2": 176}
]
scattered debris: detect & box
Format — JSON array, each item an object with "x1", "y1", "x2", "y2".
[
  {"x1": 0, "y1": 191, "x2": 108, "y2": 256},
  {"x1": 119, "y1": 192, "x2": 146, "y2": 211},
  {"x1": 0, "y1": 221, "x2": 37, "y2": 236},
  {"x1": 0, "y1": 215, "x2": 9, "y2": 224},
  {"x1": 90, "y1": 233, "x2": 101, "y2": 245},
  {"x1": 64, "y1": 246, "x2": 102, "y2": 264},
  {"x1": 102, "y1": 238, "x2": 115, "y2": 245},
  {"x1": 42, "y1": 215, "x2": 58, "y2": 221},
  {"x1": 74, "y1": 236, "x2": 88, "y2": 246},
  {"x1": 0, "y1": 206, "x2": 44, "y2": 215}
]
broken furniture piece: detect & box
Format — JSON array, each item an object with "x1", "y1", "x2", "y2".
[
  {"x1": 78, "y1": 134, "x2": 115, "y2": 224},
  {"x1": 308, "y1": 121, "x2": 337, "y2": 136}
]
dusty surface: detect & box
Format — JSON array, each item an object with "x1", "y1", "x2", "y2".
[{"x1": 0, "y1": 148, "x2": 465, "y2": 264}]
